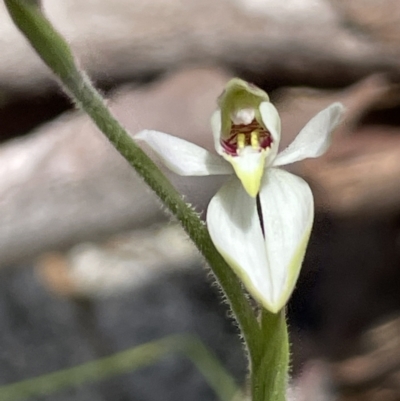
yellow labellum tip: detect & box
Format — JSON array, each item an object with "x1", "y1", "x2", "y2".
[{"x1": 223, "y1": 151, "x2": 267, "y2": 198}]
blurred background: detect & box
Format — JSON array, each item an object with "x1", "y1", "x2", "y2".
[{"x1": 1, "y1": 0, "x2": 400, "y2": 400}]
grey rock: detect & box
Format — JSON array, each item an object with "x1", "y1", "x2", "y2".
[
  {"x1": 1, "y1": 0, "x2": 398, "y2": 97},
  {"x1": 0, "y1": 264, "x2": 246, "y2": 401},
  {"x1": 0, "y1": 69, "x2": 229, "y2": 267}
]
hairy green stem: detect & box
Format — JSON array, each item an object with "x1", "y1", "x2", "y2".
[
  {"x1": 4, "y1": 0, "x2": 262, "y2": 365},
  {"x1": 251, "y1": 309, "x2": 289, "y2": 401}
]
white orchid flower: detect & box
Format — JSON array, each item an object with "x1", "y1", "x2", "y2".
[{"x1": 136, "y1": 79, "x2": 344, "y2": 313}]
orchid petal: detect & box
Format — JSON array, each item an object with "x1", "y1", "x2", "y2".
[
  {"x1": 273, "y1": 103, "x2": 344, "y2": 167},
  {"x1": 136, "y1": 130, "x2": 232, "y2": 176},
  {"x1": 259, "y1": 101, "x2": 281, "y2": 165},
  {"x1": 259, "y1": 101, "x2": 281, "y2": 143},
  {"x1": 222, "y1": 149, "x2": 268, "y2": 198},
  {"x1": 207, "y1": 177, "x2": 275, "y2": 307},
  {"x1": 258, "y1": 168, "x2": 314, "y2": 312},
  {"x1": 211, "y1": 110, "x2": 223, "y2": 154}
]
